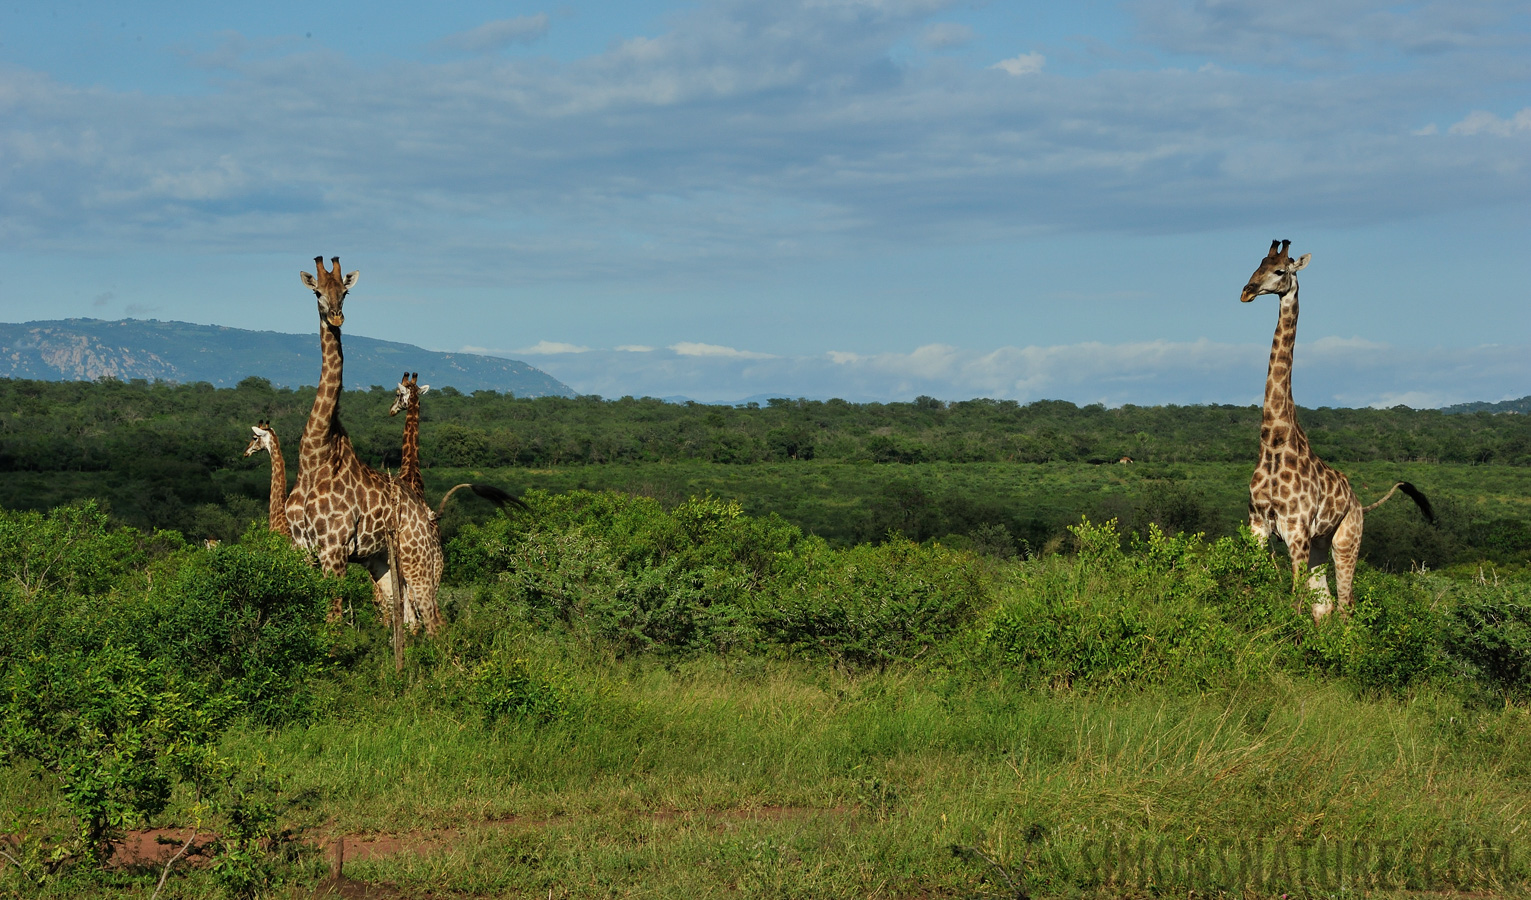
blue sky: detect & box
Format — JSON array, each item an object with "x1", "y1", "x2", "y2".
[{"x1": 1, "y1": 1, "x2": 1528, "y2": 406}]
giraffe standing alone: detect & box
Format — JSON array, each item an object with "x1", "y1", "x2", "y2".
[
  {"x1": 1241, "y1": 239, "x2": 1434, "y2": 619},
  {"x1": 284, "y1": 256, "x2": 446, "y2": 634},
  {"x1": 244, "y1": 420, "x2": 292, "y2": 538}
]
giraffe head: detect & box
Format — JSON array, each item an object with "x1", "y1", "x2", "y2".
[
  {"x1": 299, "y1": 256, "x2": 359, "y2": 327},
  {"x1": 244, "y1": 421, "x2": 278, "y2": 457},
  {"x1": 389, "y1": 371, "x2": 430, "y2": 417},
  {"x1": 1240, "y1": 239, "x2": 1310, "y2": 303}
]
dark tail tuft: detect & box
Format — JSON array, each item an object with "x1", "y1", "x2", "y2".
[
  {"x1": 468, "y1": 483, "x2": 530, "y2": 510},
  {"x1": 1363, "y1": 481, "x2": 1436, "y2": 525},
  {"x1": 436, "y1": 482, "x2": 530, "y2": 517},
  {"x1": 1398, "y1": 481, "x2": 1436, "y2": 525}
]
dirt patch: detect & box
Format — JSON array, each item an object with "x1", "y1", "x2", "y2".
[{"x1": 107, "y1": 827, "x2": 213, "y2": 869}]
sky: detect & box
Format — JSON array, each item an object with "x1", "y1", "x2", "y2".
[{"x1": 1, "y1": 0, "x2": 1528, "y2": 406}]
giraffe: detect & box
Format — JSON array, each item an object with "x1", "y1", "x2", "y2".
[
  {"x1": 1241, "y1": 239, "x2": 1434, "y2": 620},
  {"x1": 284, "y1": 256, "x2": 446, "y2": 634},
  {"x1": 388, "y1": 372, "x2": 429, "y2": 499},
  {"x1": 243, "y1": 420, "x2": 292, "y2": 538}
]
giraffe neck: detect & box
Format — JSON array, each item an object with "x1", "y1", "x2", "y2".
[
  {"x1": 300, "y1": 319, "x2": 345, "y2": 461},
  {"x1": 401, "y1": 398, "x2": 423, "y2": 496},
  {"x1": 1262, "y1": 284, "x2": 1300, "y2": 431},
  {"x1": 266, "y1": 434, "x2": 291, "y2": 537}
]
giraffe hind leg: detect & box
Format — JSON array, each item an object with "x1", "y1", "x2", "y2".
[{"x1": 1330, "y1": 506, "x2": 1364, "y2": 619}]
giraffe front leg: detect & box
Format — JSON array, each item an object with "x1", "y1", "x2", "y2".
[
  {"x1": 316, "y1": 543, "x2": 351, "y2": 623},
  {"x1": 1280, "y1": 527, "x2": 1313, "y2": 616},
  {"x1": 1306, "y1": 532, "x2": 1335, "y2": 621}
]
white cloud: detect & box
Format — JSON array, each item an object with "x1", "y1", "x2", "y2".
[
  {"x1": 527, "y1": 338, "x2": 1531, "y2": 408},
  {"x1": 669, "y1": 342, "x2": 776, "y2": 359},
  {"x1": 1449, "y1": 108, "x2": 1531, "y2": 137},
  {"x1": 991, "y1": 52, "x2": 1044, "y2": 75},
  {"x1": 433, "y1": 15, "x2": 550, "y2": 55},
  {"x1": 615, "y1": 344, "x2": 656, "y2": 352},
  {"x1": 517, "y1": 340, "x2": 592, "y2": 355}
]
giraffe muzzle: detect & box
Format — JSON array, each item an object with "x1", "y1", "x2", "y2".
[{"x1": 326, "y1": 312, "x2": 345, "y2": 327}]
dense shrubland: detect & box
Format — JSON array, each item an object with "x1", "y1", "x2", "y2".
[
  {"x1": 2, "y1": 492, "x2": 1530, "y2": 896},
  {"x1": 3, "y1": 376, "x2": 1527, "y2": 568}
]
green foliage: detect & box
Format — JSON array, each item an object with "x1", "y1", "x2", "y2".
[
  {"x1": 0, "y1": 501, "x2": 179, "y2": 601},
  {"x1": 1302, "y1": 571, "x2": 1445, "y2": 694},
  {"x1": 755, "y1": 538, "x2": 987, "y2": 668},
  {"x1": 450, "y1": 491, "x2": 803, "y2": 655},
  {"x1": 0, "y1": 644, "x2": 230, "y2": 865},
  {"x1": 208, "y1": 762, "x2": 300, "y2": 900},
  {"x1": 456, "y1": 653, "x2": 576, "y2": 727},
  {"x1": 126, "y1": 525, "x2": 335, "y2": 726},
  {"x1": 1442, "y1": 578, "x2": 1531, "y2": 698},
  {"x1": 975, "y1": 521, "x2": 1281, "y2": 691}
]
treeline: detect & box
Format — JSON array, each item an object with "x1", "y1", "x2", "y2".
[
  {"x1": 1, "y1": 375, "x2": 1527, "y2": 548},
  {"x1": 5, "y1": 376, "x2": 1529, "y2": 473}
]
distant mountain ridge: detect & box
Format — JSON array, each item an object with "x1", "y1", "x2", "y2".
[
  {"x1": 1441, "y1": 396, "x2": 1531, "y2": 415},
  {"x1": 0, "y1": 318, "x2": 575, "y2": 397}
]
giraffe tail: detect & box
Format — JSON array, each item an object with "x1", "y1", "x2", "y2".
[
  {"x1": 436, "y1": 483, "x2": 530, "y2": 518},
  {"x1": 1362, "y1": 481, "x2": 1436, "y2": 525}
]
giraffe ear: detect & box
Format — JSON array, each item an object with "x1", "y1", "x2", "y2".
[
  {"x1": 1291, "y1": 253, "x2": 1310, "y2": 272},
  {"x1": 419, "y1": 385, "x2": 430, "y2": 395},
  {"x1": 252, "y1": 426, "x2": 263, "y2": 437},
  {"x1": 300, "y1": 271, "x2": 319, "y2": 289},
  {"x1": 343, "y1": 270, "x2": 360, "y2": 289}
]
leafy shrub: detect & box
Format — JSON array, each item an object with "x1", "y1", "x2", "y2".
[
  {"x1": 457, "y1": 653, "x2": 576, "y2": 727},
  {"x1": 1302, "y1": 570, "x2": 1445, "y2": 694},
  {"x1": 974, "y1": 520, "x2": 1289, "y2": 691},
  {"x1": 0, "y1": 645, "x2": 231, "y2": 865},
  {"x1": 753, "y1": 537, "x2": 986, "y2": 668},
  {"x1": 0, "y1": 501, "x2": 181, "y2": 603},
  {"x1": 1442, "y1": 580, "x2": 1531, "y2": 697},
  {"x1": 124, "y1": 526, "x2": 335, "y2": 725},
  {"x1": 449, "y1": 491, "x2": 801, "y2": 654}
]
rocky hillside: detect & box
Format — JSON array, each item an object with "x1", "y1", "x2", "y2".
[{"x1": 0, "y1": 318, "x2": 575, "y2": 397}]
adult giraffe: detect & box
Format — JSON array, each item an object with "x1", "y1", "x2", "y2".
[
  {"x1": 284, "y1": 256, "x2": 446, "y2": 634},
  {"x1": 1241, "y1": 239, "x2": 1434, "y2": 620}
]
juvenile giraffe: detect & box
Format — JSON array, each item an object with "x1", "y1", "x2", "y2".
[
  {"x1": 388, "y1": 370, "x2": 527, "y2": 517},
  {"x1": 1241, "y1": 239, "x2": 1434, "y2": 619},
  {"x1": 284, "y1": 256, "x2": 446, "y2": 634},
  {"x1": 243, "y1": 420, "x2": 292, "y2": 538},
  {"x1": 388, "y1": 372, "x2": 429, "y2": 498}
]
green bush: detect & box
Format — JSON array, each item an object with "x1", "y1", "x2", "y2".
[
  {"x1": 123, "y1": 526, "x2": 335, "y2": 726},
  {"x1": 0, "y1": 501, "x2": 182, "y2": 605},
  {"x1": 1302, "y1": 570, "x2": 1445, "y2": 694},
  {"x1": 753, "y1": 537, "x2": 986, "y2": 668},
  {"x1": 449, "y1": 491, "x2": 801, "y2": 654},
  {"x1": 0, "y1": 645, "x2": 231, "y2": 865},
  {"x1": 457, "y1": 653, "x2": 576, "y2": 727},
  {"x1": 1442, "y1": 580, "x2": 1531, "y2": 697},
  {"x1": 973, "y1": 520, "x2": 1291, "y2": 691}
]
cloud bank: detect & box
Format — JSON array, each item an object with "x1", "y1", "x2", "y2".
[{"x1": 485, "y1": 338, "x2": 1531, "y2": 408}]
